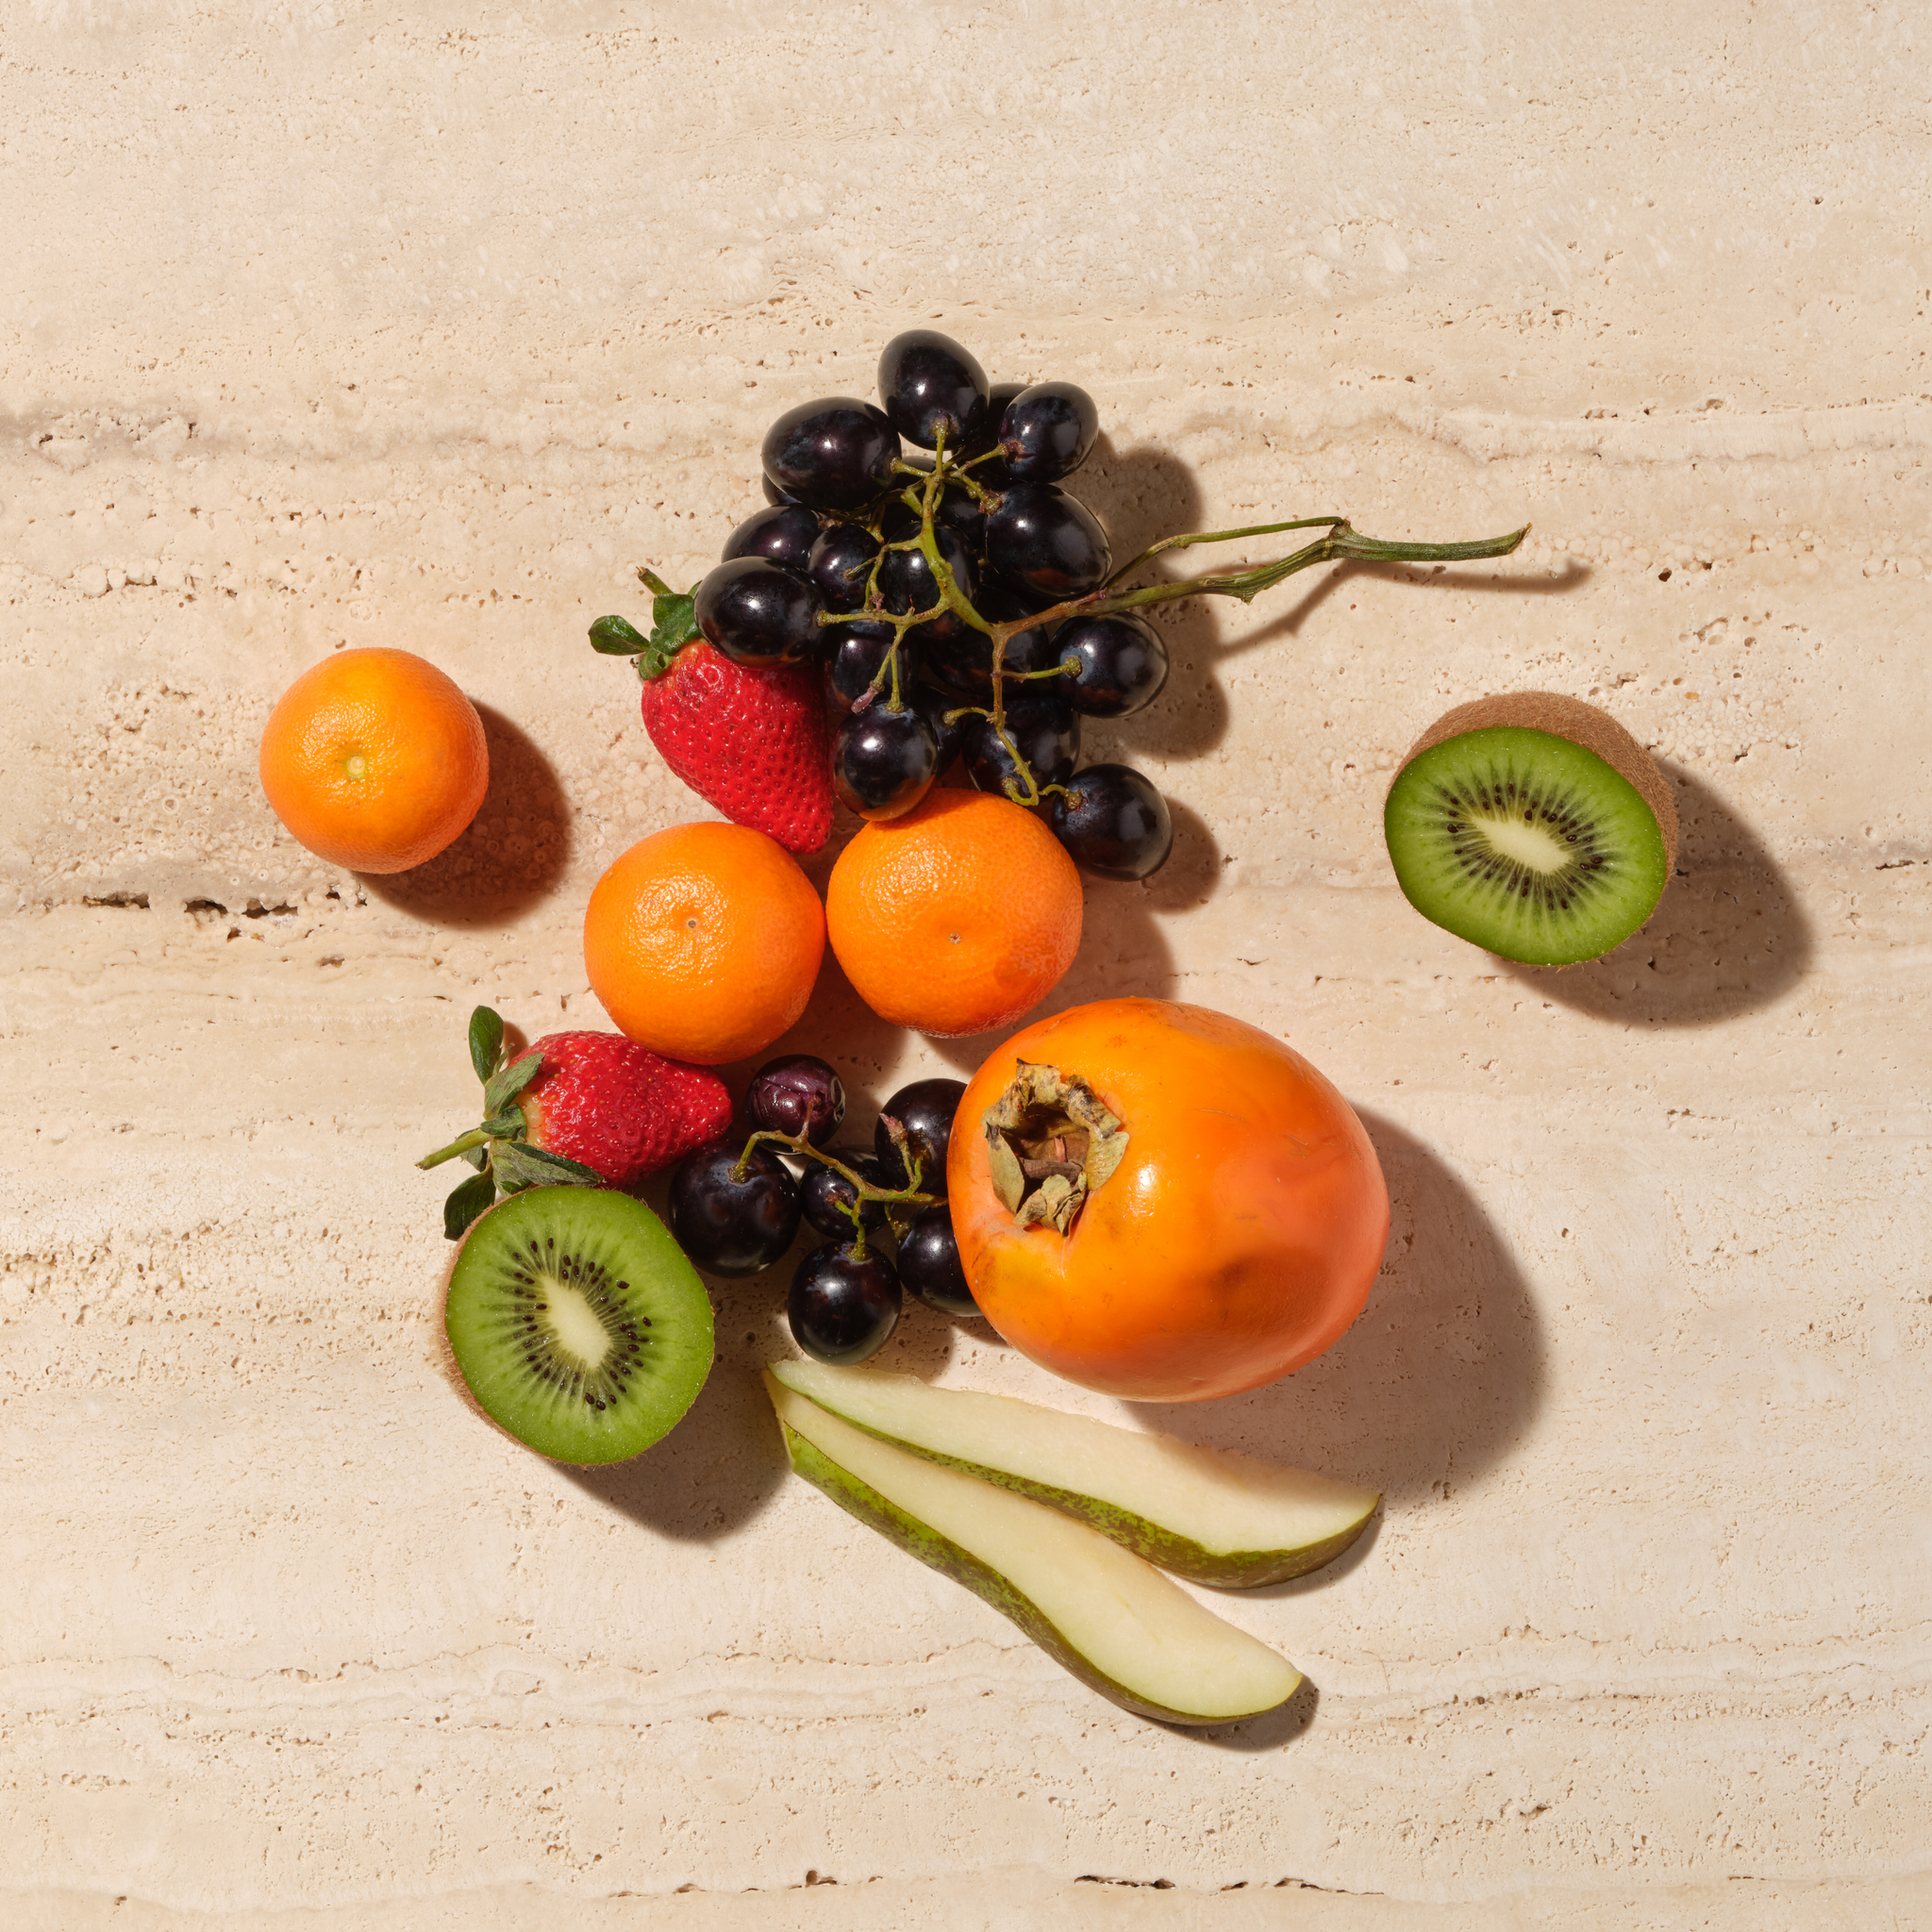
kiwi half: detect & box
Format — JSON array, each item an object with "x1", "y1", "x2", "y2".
[
  {"x1": 443, "y1": 1187, "x2": 714, "y2": 1465},
  {"x1": 1384, "y1": 691, "x2": 1678, "y2": 966}
]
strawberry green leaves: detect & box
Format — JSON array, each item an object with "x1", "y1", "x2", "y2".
[
  {"x1": 468, "y1": 1005, "x2": 504, "y2": 1084},
  {"x1": 482, "y1": 1049, "x2": 544, "y2": 1119},
  {"x1": 419, "y1": 1005, "x2": 602, "y2": 1240},
  {"x1": 441, "y1": 1171, "x2": 497, "y2": 1242},
  {"x1": 590, "y1": 569, "x2": 702, "y2": 681}
]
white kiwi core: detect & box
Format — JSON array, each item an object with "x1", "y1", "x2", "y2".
[
  {"x1": 541, "y1": 1278, "x2": 613, "y2": 1368},
  {"x1": 1471, "y1": 811, "x2": 1574, "y2": 873}
]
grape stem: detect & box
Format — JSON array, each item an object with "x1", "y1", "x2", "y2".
[
  {"x1": 1093, "y1": 516, "x2": 1530, "y2": 613},
  {"x1": 599, "y1": 458, "x2": 1525, "y2": 812},
  {"x1": 732, "y1": 1127, "x2": 941, "y2": 1261},
  {"x1": 811, "y1": 450, "x2": 1524, "y2": 812},
  {"x1": 908, "y1": 452, "x2": 1528, "y2": 808}
]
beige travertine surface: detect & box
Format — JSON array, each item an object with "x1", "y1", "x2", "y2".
[{"x1": 4, "y1": 3, "x2": 1929, "y2": 1924}]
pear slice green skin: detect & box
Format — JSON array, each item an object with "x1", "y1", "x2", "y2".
[
  {"x1": 768, "y1": 1374, "x2": 1302, "y2": 1727},
  {"x1": 768, "y1": 1358, "x2": 1378, "y2": 1588}
]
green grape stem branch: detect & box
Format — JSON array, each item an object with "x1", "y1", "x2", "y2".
[
  {"x1": 887, "y1": 441, "x2": 1524, "y2": 809},
  {"x1": 593, "y1": 447, "x2": 1526, "y2": 813},
  {"x1": 734, "y1": 1124, "x2": 941, "y2": 1260}
]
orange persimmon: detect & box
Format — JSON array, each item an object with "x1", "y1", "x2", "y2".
[{"x1": 947, "y1": 998, "x2": 1389, "y2": 1402}]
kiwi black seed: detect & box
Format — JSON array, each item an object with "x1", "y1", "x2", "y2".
[
  {"x1": 1383, "y1": 691, "x2": 1678, "y2": 967},
  {"x1": 443, "y1": 1187, "x2": 714, "y2": 1465}
]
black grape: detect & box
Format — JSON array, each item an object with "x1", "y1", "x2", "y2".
[
  {"x1": 762, "y1": 397, "x2": 900, "y2": 512},
  {"x1": 825, "y1": 630, "x2": 912, "y2": 713},
  {"x1": 874, "y1": 1078, "x2": 968, "y2": 1194},
  {"x1": 799, "y1": 1150, "x2": 889, "y2": 1241},
  {"x1": 963, "y1": 380, "x2": 1028, "y2": 456},
  {"x1": 808, "y1": 525, "x2": 891, "y2": 635},
  {"x1": 985, "y1": 482, "x2": 1110, "y2": 598},
  {"x1": 877, "y1": 524, "x2": 976, "y2": 650},
  {"x1": 744, "y1": 1055, "x2": 846, "y2": 1147},
  {"x1": 693, "y1": 558, "x2": 824, "y2": 666},
  {"x1": 998, "y1": 381, "x2": 1099, "y2": 482},
  {"x1": 1047, "y1": 763, "x2": 1174, "y2": 880},
  {"x1": 832, "y1": 704, "x2": 941, "y2": 821},
  {"x1": 882, "y1": 480, "x2": 989, "y2": 558},
  {"x1": 877, "y1": 330, "x2": 990, "y2": 451},
  {"x1": 896, "y1": 1205, "x2": 979, "y2": 1318},
  {"x1": 668, "y1": 1142, "x2": 801, "y2": 1277},
  {"x1": 723, "y1": 503, "x2": 822, "y2": 576},
  {"x1": 1050, "y1": 611, "x2": 1169, "y2": 717},
  {"x1": 790, "y1": 1242, "x2": 901, "y2": 1366},
  {"x1": 963, "y1": 695, "x2": 1080, "y2": 798},
  {"x1": 915, "y1": 684, "x2": 966, "y2": 772},
  {"x1": 922, "y1": 581, "x2": 1064, "y2": 700}
]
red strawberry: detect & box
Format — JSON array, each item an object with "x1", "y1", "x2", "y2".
[
  {"x1": 591, "y1": 574, "x2": 834, "y2": 856},
  {"x1": 506, "y1": 1032, "x2": 733, "y2": 1182},
  {"x1": 420, "y1": 1008, "x2": 734, "y2": 1239},
  {"x1": 641, "y1": 639, "x2": 832, "y2": 855}
]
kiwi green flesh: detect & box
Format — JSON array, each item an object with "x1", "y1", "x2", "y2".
[
  {"x1": 445, "y1": 1187, "x2": 713, "y2": 1465},
  {"x1": 1385, "y1": 725, "x2": 1671, "y2": 966}
]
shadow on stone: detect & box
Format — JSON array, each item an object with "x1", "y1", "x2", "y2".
[
  {"x1": 363, "y1": 704, "x2": 571, "y2": 929},
  {"x1": 1500, "y1": 763, "x2": 1811, "y2": 1026},
  {"x1": 1069, "y1": 438, "x2": 1232, "y2": 767},
  {"x1": 1134, "y1": 795, "x2": 1224, "y2": 916},
  {"x1": 560, "y1": 1356, "x2": 790, "y2": 1545},
  {"x1": 1166, "y1": 1674, "x2": 1320, "y2": 1753},
  {"x1": 1075, "y1": 434, "x2": 1204, "y2": 567},
  {"x1": 1085, "y1": 592, "x2": 1233, "y2": 767},
  {"x1": 1124, "y1": 1108, "x2": 1545, "y2": 1511},
  {"x1": 1077, "y1": 525, "x2": 1587, "y2": 780},
  {"x1": 1214, "y1": 556, "x2": 1592, "y2": 670}
]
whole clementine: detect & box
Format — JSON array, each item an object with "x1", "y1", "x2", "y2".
[
  {"x1": 948, "y1": 998, "x2": 1389, "y2": 1402},
  {"x1": 584, "y1": 821, "x2": 825, "y2": 1065},
  {"x1": 825, "y1": 787, "x2": 1082, "y2": 1037},
  {"x1": 258, "y1": 648, "x2": 489, "y2": 874}
]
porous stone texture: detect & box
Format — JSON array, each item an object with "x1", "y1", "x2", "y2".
[{"x1": 3, "y1": 4, "x2": 1928, "y2": 1925}]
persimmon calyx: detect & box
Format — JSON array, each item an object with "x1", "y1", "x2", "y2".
[{"x1": 983, "y1": 1060, "x2": 1129, "y2": 1234}]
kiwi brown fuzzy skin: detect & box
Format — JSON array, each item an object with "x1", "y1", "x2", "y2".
[
  {"x1": 1394, "y1": 691, "x2": 1678, "y2": 874},
  {"x1": 432, "y1": 1196, "x2": 535, "y2": 1457}
]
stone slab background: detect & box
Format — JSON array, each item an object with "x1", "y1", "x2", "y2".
[{"x1": 2, "y1": 2, "x2": 1928, "y2": 1924}]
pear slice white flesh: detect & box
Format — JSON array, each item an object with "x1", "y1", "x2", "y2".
[
  {"x1": 765, "y1": 1373, "x2": 1302, "y2": 1726},
  {"x1": 769, "y1": 1357, "x2": 1378, "y2": 1588}
]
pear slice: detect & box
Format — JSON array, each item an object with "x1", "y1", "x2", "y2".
[
  {"x1": 769, "y1": 1358, "x2": 1377, "y2": 1588},
  {"x1": 765, "y1": 1373, "x2": 1301, "y2": 1726}
]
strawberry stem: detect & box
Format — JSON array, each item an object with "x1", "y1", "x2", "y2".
[{"x1": 418, "y1": 1127, "x2": 493, "y2": 1171}]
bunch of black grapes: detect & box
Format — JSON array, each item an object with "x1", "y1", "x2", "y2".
[
  {"x1": 696, "y1": 327, "x2": 1177, "y2": 881},
  {"x1": 667, "y1": 1053, "x2": 978, "y2": 1367}
]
